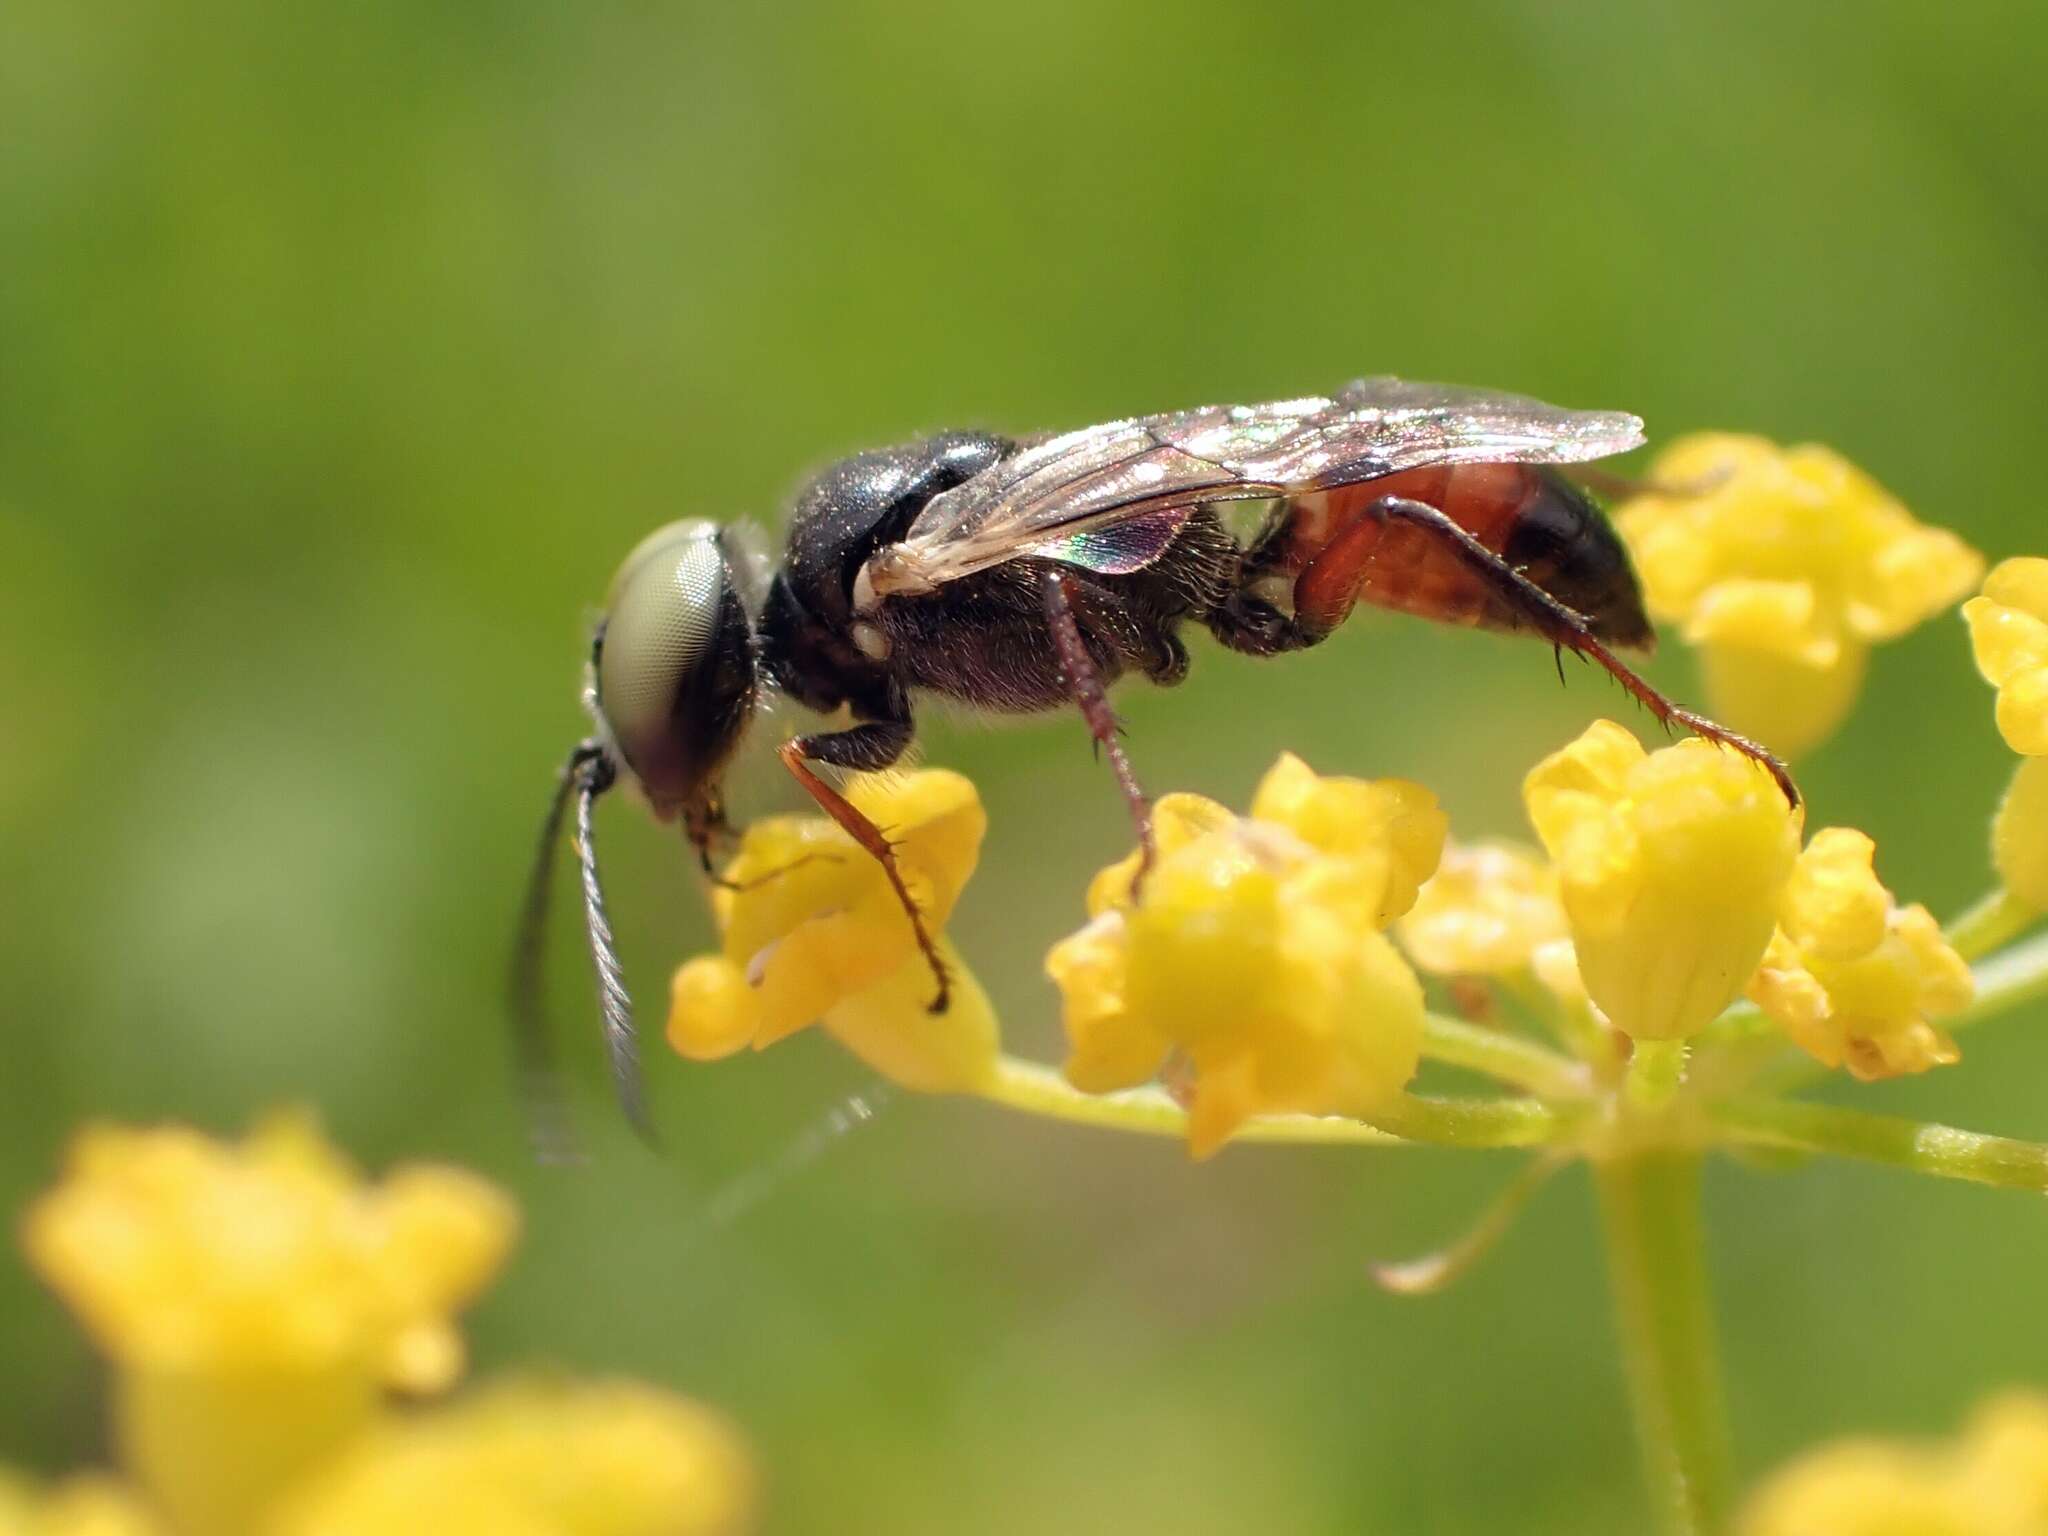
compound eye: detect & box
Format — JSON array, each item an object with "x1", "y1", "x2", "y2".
[{"x1": 596, "y1": 521, "x2": 757, "y2": 814}]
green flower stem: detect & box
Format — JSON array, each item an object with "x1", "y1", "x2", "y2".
[
  {"x1": 976, "y1": 1057, "x2": 1560, "y2": 1149},
  {"x1": 1945, "y1": 886, "x2": 2038, "y2": 962},
  {"x1": 1420, "y1": 1012, "x2": 1591, "y2": 1100},
  {"x1": 1594, "y1": 1152, "x2": 1732, "y2": 1536},
  {"x1": 1626, "y1": 1039, "x2": 1689, "y2": 1112},
  {"x1": 1713, "y1": 1097, "x2": 2048, "y2": 1192}
]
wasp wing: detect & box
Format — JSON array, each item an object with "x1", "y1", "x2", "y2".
[{"x1": 866, "y1": 378, "x2": 1644, "y2": 596}]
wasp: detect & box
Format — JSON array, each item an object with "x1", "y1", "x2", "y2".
[{"x1": 514, "y1": 377, "x2": 1793, "y2": 1138}]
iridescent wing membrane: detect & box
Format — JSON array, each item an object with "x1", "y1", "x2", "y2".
[{"x1": 862, "y1": 378, "x2": 1644, "y2": 598}]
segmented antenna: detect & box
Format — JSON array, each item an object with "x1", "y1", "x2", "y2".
[
  {"x1": 508, "y1": 740, "x2": 652, "y2": 1160},
  {"x1": 571, "y1": 750, "x2": 655, "y2": 1141}
]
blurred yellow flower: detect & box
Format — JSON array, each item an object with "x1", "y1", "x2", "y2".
[
  {"x1": 1619, "y1": 434, "x2": 1983, "y2": 757},
  {"x1": 22, "y1": 1112, "x2": 515, "y2": 1390},
  {"x1": 1048, "y1": 754, "x2": 1437, "y2": 1159},
  {"x1": 1996, "y1": 756, "x2": 2048, "y2": 912},
  {"x1": 1965, "y1": 557, "x2": 2048, "y2": 757},
  {"x1": 270, "y1": 1379, "x2": 754, "y2": 1536},
  {"x1": 1748, "y1": 828, "x2": 1971, "y2": 1080},
  {"x1": 1524, "y1": 721, "x2": 1802, "y2": 1040},
  {"x1": 0, "y1": 1476, "x2": 162, "y2": 1536},
  {"x1": 21, "y1": 1113, "x2": 518, "y2": 1536},
  {"x1": 665, "y1": 769, "x2": 998, "y2": 1093},
  {"x1": 1737, "y1": 1391, "x2": 2048, "y2": 1536},
  {"x1": 1396, "y1": 841, "x2": 1566, "y2": 976}
]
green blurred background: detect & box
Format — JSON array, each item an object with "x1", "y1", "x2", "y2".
[{"x1": 5, "y1": 0, "x2": 2046, "y2": 1529}]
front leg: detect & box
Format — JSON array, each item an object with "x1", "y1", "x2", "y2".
[{"x1": 778, "y1": 713, "x2": 954, "y2": 1013}]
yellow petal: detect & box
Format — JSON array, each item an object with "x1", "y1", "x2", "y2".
[
  {"x1": 1995, "y1": 754, "x2": 2048, "y2": 911},
  {"x1": 822, "y1": 939, "x2": 998, "y2": 1093},
  {"x1": 666, "y1": 957, "x2": 760, "y2": 1062}
]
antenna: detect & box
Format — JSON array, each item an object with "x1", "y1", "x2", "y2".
[{"x1": 509, "y1": 739, "x2": 653, "y2": 1159}]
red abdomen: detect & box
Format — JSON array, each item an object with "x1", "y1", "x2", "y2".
[{"x1": 1255, "y1": 463, "x2": 1652, "y2": 648}]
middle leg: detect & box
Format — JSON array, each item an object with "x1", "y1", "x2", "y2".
[{"x1": 1042, "y1": 569, "x2": 1157, "y2": 875}]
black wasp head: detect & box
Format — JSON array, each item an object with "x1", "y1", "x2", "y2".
[
  {"x1": 512, "y1": 518, "x2": 759, "y2": 1156},
  {"x1": 591, "y1": 519, "x2": 759, "y2": 841}
]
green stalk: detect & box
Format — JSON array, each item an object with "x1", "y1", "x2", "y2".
[
  {"x1": 1713, "y1": 1097, "x2": 2048, "y2": 1191},
  {"x1": 1594, "y1": 1152, "x2": 1732, "y2": 1536}
]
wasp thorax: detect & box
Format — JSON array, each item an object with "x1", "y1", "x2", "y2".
[{"x1": 594, "y1": 520, "x2": 757, "y2": 820}]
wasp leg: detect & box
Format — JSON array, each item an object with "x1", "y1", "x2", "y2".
[
  {"x1": 776, "y1": 728, "x2": 953, "y2": 1013},
  {"x1": 1299, "y1": 496, "x2": 1798, "y2": 805},
  {"x1": 1042, "y1": 569, "x2": 1156, "y2": 876}
]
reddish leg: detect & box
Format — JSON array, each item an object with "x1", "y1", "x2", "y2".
[
  {"x1": 1043, "y1": 569, "x2": 1157, "y2": 876},
  {"x1": 777, "y1": 739, "x2": 952, "y2": 1012},
  {"x1": 1295, "y1": 496, "x2": 1798, "y2": 805}
]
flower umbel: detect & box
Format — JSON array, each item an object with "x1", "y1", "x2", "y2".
[
  {"x1": 666, "y1": 769, "x2": 999, "y2": 1092},
  {"x1": 1619, "y1": 435, "x2": 1982, "y2": 757},
  {"x1": 1523, "y1": 721, "x2": 1802, "y2": 1041},
  {"x1": 1048, "y1": 753, "x2": 1441, "y2": 1158},
  {"x1": 1748, "y1": 828, "x2": 1972, "y2": 1080},
  {"x1": 21, "y1": 1113, "x2": 519, "y2": 1536},
  {"x1": 22, "y1": 1110, "x2": 515, "y2": 1390}
]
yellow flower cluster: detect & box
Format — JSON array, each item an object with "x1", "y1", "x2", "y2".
[
  {"x1": 1523, "y1": 722, "x2": 1802, "y2": 1041},
  {"x1": 667, "y1": 770, "x2": 999, "y2": 1092},
  {"x1": 1619, "y1": 435, "x2": 1982, "y2": 757},
  {"x1": 1749, "y1": 828, "x2": 1973, "y2": 1080},
  {"x1": 272, "y1": 1380, "x2": 753, "y2": 1536},
  {"x1": 1967, "y1": 559, "x2": 2048, "y2": 911},
  {"x1": 23, "y1": 1114, "x2": 515, "y2": 1393},
  {"x1": 1046, "y1": 754, "x2": 1443, "y2": 1158},
  {"x1": 1738, "y1": 1392, "x2": 2048, "y2": 1536},
  {"x1": 1396, "y1": 841, "x2": 1565, "y2": 978},
  {"x1": 16, "y1": 1115, "x2": 752, "y2": 1536}
]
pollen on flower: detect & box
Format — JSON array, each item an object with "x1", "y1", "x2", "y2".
[
  {"x1": 20, "y1": 1112, "x2": 516, "y2": 1391},
  {"x1": 268, "y1": 1378, "x2": 755, "y2": 1536},
  {"x1": 1396, "y1": 841, "x2": 1566, "y2": 976},
  {"x1": 1748, "y1": 827, "x2": 1972, "y2": 1081},
  {"x1": 665, "y1": 769, "x2": 999, "y2": 1093},
  {"x1": 1618, "y1": 434, "x2": 1983, "y2": 758},
  {"x1": 1047, "y1": 754, "x2": 1436, "y2": 1159},
  {"x1": 1523, "y1": 721, "x2": 1802, "y2": 1041},
  {"x1": 1736, "y1": 1391, "x2": 2048, "y2": 1536},
  {"x1": 1964, "y1": 556, "x2": 2048, "y2": 757}
]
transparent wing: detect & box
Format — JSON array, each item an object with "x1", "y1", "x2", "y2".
[{"x1": 865, "y1": 378, "x2": 1644, "y2": 596}]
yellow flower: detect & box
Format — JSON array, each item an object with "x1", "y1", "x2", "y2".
[
  {"x1": 1396, "y1": 841, "x2": 1566, "y2": 976},
  {"x1": 22, "y1": 1112, "x2": 515, "y2": 1388},
  {"x1": 21, "y1": 1113, "x2": 517, "y2": 1536},
  {"x1": 1736, "y1": 1391, "x2": 2048, "y2": 1536},
  {"x1": 1965, "y1": 557, "x2": 2048, "y2": 757},
  {"x1": 1748, "y1": 828, "x2": 1971, "y2": 1080},
  {"x1": 1996, "y1": 756, "x2": 2048, "y2": 912},
  {"x1": 0, "y1": 1476, "x2": 163, "y2": 1536},
  {"x1": 1523, "y1": 721, "x2": 1802, "y2": 1040},
  {"x1": 1619, "y1": 435, "x2": 1983, "y2": 757},
  {"x1": 665, "y1": 769, "x2": 998, "y2": 1093},
  {"x1": 268, "y1": 1378, "x2": 754, "y2": 1536},
  {"x1": 1047, "y1": 754, "x2": 1438, "y2": 1159}
]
